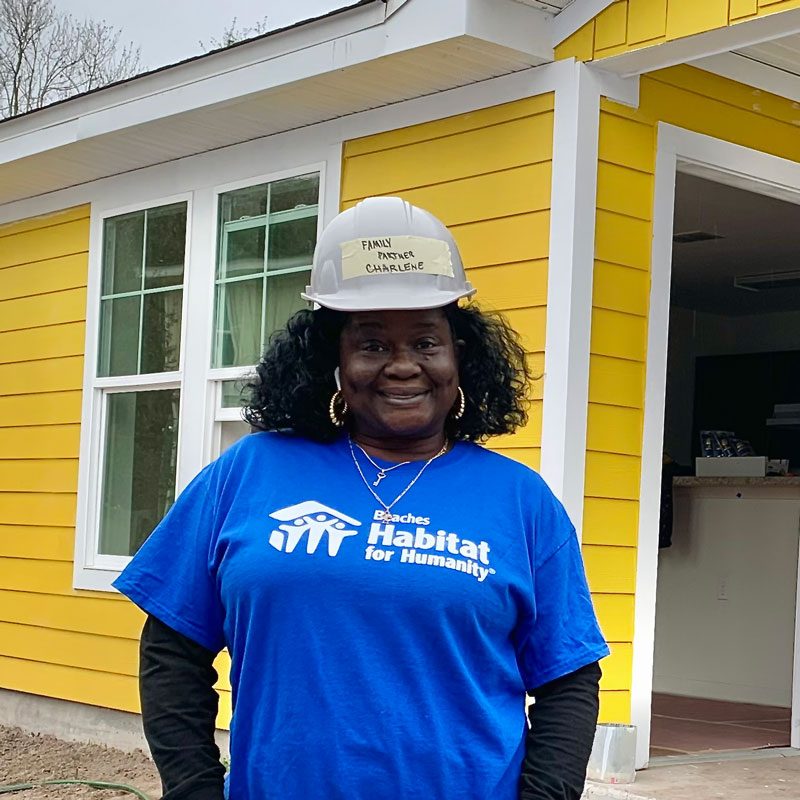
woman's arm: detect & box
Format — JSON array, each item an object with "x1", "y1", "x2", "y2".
[
  {"x1": 139, "y1": 615, "x2": 226, "y2": 800},
  {"x1": 519, "y1": 661, "x2": 601, "y2": 800}
]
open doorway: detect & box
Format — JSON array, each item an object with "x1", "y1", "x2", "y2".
[{"x1": 649, "y1": 171, "x2": 800, "y2": 759}]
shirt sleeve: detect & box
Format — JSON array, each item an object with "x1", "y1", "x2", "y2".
[
  {"x1": 514, "y1": 480, "x2": 610, "y2": 691},
  {"x1": 113, "y1": 463, "x2": 226, "y2": 654}
]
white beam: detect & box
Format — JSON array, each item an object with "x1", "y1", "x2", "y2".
[
  {"x1": 598, "y1": 8, "x2": 800, "y2": 76},
  {"x1": 549, "y1": 0, "x2": 616, "y2": 47},
  {"x1": 539, "y1": 59, "x2": 603, "y2": 535}
]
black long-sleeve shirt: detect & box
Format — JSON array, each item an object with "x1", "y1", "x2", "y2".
[{"x1": 140, "y1": 615, "x2": 600, "y2": 800}]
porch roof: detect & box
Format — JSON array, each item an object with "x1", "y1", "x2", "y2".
[{"x1": 0, "y1": 0, "x2": 559, "y2": 208}]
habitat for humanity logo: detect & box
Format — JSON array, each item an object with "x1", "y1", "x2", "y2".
[{"x1": 268, "y1": 501, "x2": 361, "y2": 557}]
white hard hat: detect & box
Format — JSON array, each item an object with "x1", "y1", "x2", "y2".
[{"x1": 302, "y1": 196, "x2": 476, "y2": 311}]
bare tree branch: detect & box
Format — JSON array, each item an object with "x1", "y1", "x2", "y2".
[
  {"x1": 0, "y1": 0, "x2": 142, "y2": 119},
  {"x1": 199, "y1": 15, "x2": 270, "y2": 52}
]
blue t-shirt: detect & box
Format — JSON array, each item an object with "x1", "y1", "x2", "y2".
[{"x1": 114, "y1": 432, "x2": 608, "y2": 800}]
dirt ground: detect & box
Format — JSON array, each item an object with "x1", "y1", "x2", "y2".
[{"x1": 0, "y1": 726, "x2": 161, "y2": 799}]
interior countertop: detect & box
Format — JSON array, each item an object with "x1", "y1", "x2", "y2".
[{"x1": 673, "y1": 476, "x2": 800, "y2": 487}]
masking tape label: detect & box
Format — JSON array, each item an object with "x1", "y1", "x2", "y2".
[{"x1": 340, "y1": 236, "x2": 454, "y2": 280}]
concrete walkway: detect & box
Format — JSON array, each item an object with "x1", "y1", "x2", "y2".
[{"x1": 583, "y1": 749, "x2": 800, "y2": 800}]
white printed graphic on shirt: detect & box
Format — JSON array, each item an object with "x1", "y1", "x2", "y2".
[
  {"x1": 267, "y1": 502, "x2": 495, "y2": 582},
  {"x1": 268, "y1": 501, "x2": 361, "y2": 557}
]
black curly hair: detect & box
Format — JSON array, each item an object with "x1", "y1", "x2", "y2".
[{"x1": 243, "y1": 304, "x2": 532, "y2": 442}]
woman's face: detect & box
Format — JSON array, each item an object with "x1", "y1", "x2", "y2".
[{"x1": 338, "y1": 308, "x2": 461, "y2": 442}]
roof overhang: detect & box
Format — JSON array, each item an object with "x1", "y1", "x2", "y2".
[{"x1": 0, "y1": 0, "x2": 556, "y2": 206}]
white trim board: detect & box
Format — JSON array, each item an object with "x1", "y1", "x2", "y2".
[
  {"x1": 597, "y1": 9, "x2": 800, "y2": 77},
  {"x1": 0, "y1": 58, "x2": 638, "y2": 226},
  {"x1": 631, "y1": 123, "x2": 800, "y2": 769},
  {"x1": 539, "y1": 60, "x2": 603, "y2": 534},
  {"x1": 549, "y1": 0, "x2": 616, "y2": 47}
]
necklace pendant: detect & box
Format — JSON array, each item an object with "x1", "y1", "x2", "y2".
[{"x1": 373, "y1": 471, "x2": 386, "y2": 487}]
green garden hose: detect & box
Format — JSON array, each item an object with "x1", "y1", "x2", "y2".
[{"x1": 0, "y1": 778, "x2": 151, "y2": 798}]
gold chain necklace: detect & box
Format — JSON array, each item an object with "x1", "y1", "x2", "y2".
[{"x1": 348, "y1": 436, "x2": 448, "y2": 521}]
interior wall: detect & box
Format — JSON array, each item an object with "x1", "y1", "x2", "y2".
[
  {"x1": 653, "y1": 487, "x2": 799, "y2": 707},
  {"x1": 664, "y1": 305, "x2": 800, "y2": 464}
]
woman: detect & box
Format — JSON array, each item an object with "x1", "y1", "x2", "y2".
[{"x1": 114, "y1": 197, "x2": 609, "y2": 800}]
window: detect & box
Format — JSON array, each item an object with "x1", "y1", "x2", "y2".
[
  {"x1": 93, "y1": 201, "x2": 188, "y2": 562},
  {"x1": 213, "y1": 173, "x2": 319, "y2": 368},
  {"x1": 74, "y1": 151, "x2": 330, "y2": 591}
]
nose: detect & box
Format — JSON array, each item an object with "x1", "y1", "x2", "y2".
[{"x1": 383, "y1": 346, "x2": 421, "y2": 379}]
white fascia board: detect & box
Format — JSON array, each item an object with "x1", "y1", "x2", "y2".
[
  {"x1": 597, "y1": 8, "x2": 800, "y2": 77},
  {"x1": 693, "y1": 51, "x2": 800, "y2": 105},
  {"x1": 0, "y1": 0, "x2": 555, "y2": 167},
  {"x1": 549, "y1": 0, "x2": 616, "y2": 47},
  {"x1": 465, "y1": 0, "x2": 553, "y2": 62}
]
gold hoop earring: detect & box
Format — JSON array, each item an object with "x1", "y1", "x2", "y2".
[
  {"x1": 329, "y1": 390, "x2": 348, "y2": 428},
  {"x1": 452, "y1": 386, "x2": 465, "y2": 421}
]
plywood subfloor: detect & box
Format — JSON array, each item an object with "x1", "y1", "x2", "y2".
[{"x1": 650, "y1": 693, "x2": 791, "y2": 757}]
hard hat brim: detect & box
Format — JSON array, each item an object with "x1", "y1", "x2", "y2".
[{"x1": 302, "y1": 285, "x2": 476, "y2": 312}]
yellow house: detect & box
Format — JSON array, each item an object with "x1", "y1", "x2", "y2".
[{"x1": 2, "y1": 0, "x2": 800, "y2": 770}]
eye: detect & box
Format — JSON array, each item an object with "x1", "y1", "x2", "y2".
[
  {"x1": 416, "y1": 338, "x2": 439, "y2": 350},
  {"x1": 361, "y1": 340, "x2": 388, "y2": 353}
]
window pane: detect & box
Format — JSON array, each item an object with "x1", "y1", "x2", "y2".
[
  {"x1": 219, "y1": 224, "x2": 266, "y2": 280},
  {"x1": 141, "y1": 289, "x2": 183, "y2": 374},
  {"x1": 103, "y1": 212, "x2": 144, "y2": 295},
  {"x1": 98, "y1": 296, "x2": 140, "y2": 377},
  {"x1": 99, "y1": 389, "x2": 180, "y2": 557},
  {"x1": 220, "y1": 184, "x2": 268, "y2": 222},
  {"x1": 144, "y1": 203, "x2": 187, "y2": 289},
  {"x1": 220, "y1": 420, "x2": 250, "y2": 453},
  {"x1": 216, "y1": 277, "x2": 263, "y2": 367},
  {"x1": 269, "y1": 173, "x2": 320, "y2": 213},
  {"x1": 221, "y1": 379, "x2": 248, "y2": 408},
  {"x1": 264, "y1": 270, "x2": 309, "y2": 338},
  {"x1": 267, "y1": 216, "x2": 316, "y2": 272}
]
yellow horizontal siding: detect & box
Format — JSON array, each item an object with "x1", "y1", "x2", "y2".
[
  {"x1": 0, "y1": 525, "x2": 74, "y2": 561},
  {"x1": 0, "y1": 654, "x2": 140, "y2": 712},
  {"x1": 0, "y1": 322, "x2": 86, "y2": 364},
  {"x1": 0, "y1": 288, "x2": 87, "y2": 333},
  {"x1": 602, "y1": 641, "x2": 633, "y2": 691},
  {"x1": 0, "y1": 590, "x2": 139, "y2": 638},
  {"x1": 0, "y1": 217, "x2": 89, "y2": 270},
  {"x1": 0, "y1": 253, "x2": 88, "y2": 301},
  {"x1": 0, "y1": 355, "x2": 84, "y2": 394},
  {"x1": 0, "y1": 391, "x2": 83, "y2": 428},
  {"x1": 593, "y1": 262, "x2": 650, "y2": 316},
  {"x1": 599, "y1": 690, "x2": 631, "y2": 723},
  {"x1": 0, "y1": 461, "x2": 78, "y2": 494},
  {"x1": 583, "y1": 498, "x2": 639, "y2": 547},
  {"x1": 556, "y1": 0, "x2": 800, "y2": 62},
  {"x1": 582, "y1": 545, "x2": 637, "y2": 594},
  {"x1": 0, "y1": 493, "x2": 76, "y2": 527},
  {"x1": 593, "y1": 593, "x2": 635, "y2": 642},
  {"x1": 453, "y1": 212, "x2": 550, "y2": 268},
  {"x1": 0, "y1": 425, "x2": 82, "y2": 460},
  {"x1": 590, "y1": 309, "x2": 648, "y2": 362},
  {"x1": 0, "y1": 620, "x2": 138, "y2": 676},
  {"x1": 0, "y1": 557, "x2": 74, "y2": 595},
  {"x1": 588, "y1": 355, "x2": 645, "y2": 409},
  {"x1": 586, "y1": 404, "x2": 644, "y2": 456},
  {"x1": 585, "y1": 452, "x2": 642, "y2": 500},
  {"x1": 467, "y1": 261, "x2": 548, "y2": 312}
]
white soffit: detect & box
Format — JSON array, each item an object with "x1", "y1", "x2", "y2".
[
  {"x1": 0, "y1": 0, "x2": 556, "y2": 206},
  {"x1": 735, "y1": 32, "x2": 800, "y2": 76}
]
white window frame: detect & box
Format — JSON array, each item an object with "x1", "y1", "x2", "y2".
[
  {"x1": 73, "y1": 140, "x2": 337, "y2": 591},
  {"x1": 75, "y1": 193, "x2": 192, "y2": 583}
]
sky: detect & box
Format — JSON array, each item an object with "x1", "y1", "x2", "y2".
[{"x1": 54, "y1": 1, "x2": 351, "y2": 70}]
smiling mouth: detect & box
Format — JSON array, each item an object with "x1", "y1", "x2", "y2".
[{"x1": 378, "y1": 390, "x2": 429, "y2": 405}]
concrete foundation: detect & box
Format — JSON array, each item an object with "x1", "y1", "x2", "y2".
[{"x1": 0, "y1": 688, "x2": 230, "y2": 756}]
